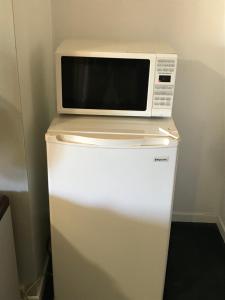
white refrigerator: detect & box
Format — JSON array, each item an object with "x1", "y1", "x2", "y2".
[{"x1": 46, "y1": 115, "x2": 179, "y2": 300}]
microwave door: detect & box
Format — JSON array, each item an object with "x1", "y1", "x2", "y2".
[{"x1": 61, "y1": 56, "x2": 150, "y2": 112}]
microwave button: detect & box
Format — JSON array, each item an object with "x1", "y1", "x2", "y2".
[
  {"x1": 161, "y1": 91, "x2": 172, "y2": 96},
  {"x1": 158, "y1": 59, "x2": 174, "y2": 63},
  {"x1": 154, "y1": 91, "x2": 171, "y2": 96}
]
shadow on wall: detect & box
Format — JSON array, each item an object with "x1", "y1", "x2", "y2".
[
  {"x1": 0, "y1": 23, "x2": 53, "y2": 284},
  {"x1": 0, "y1": 48, "x2": 38, "y2": 283},
  {"x1": 23, "y1": 45, "x2": 51, "y2": 278},
  {"x1": 50, "y1": 196, "x2": 168, "y2": 300},
  {"x1": 28, "y1": 44, "x2": 51, "y2": 156},
  {"x1": 0, "y1": 97, "x2": 27, "y2": 182},
  {"x1": 173, "y1": 59, "x2": 224, "y2": 214},
  {"x1": 0, "y1": 93, "x2": 49, "y2": 284}
]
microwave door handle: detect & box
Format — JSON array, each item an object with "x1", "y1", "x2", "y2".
[{"x1": 50, "y1": 134, "x2": 176, "y2": 148}]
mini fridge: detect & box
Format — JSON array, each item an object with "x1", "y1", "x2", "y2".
[{"x1": 46, "y1": 115, "x2": 179, "y2": 300}]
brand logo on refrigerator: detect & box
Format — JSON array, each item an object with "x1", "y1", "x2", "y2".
[{"x1": 154, "y1": 156, "x2": 169, "y2": 162}]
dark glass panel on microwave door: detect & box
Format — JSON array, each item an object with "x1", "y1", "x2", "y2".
[{"x1": 61, "y1": 56, "x2": 150, "y2": 111}]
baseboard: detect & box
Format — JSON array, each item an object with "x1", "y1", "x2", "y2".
[
  {"x1": 217, "y1": 216, "x2": 225, "y2": 243},
  {"x1": 172, "y1": 211, "x2": 217, "y2": 223},
  {"x1": 24, "y1": 255, "x2": 49, "y2": 300}
]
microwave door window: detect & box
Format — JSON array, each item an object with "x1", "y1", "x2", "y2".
[{"x1": 61, "y1": 57, "x2": 150, "y2": 111}]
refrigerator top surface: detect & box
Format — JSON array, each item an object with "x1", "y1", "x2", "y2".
[{"x1": 47, "y1": 115, "x2": 179, "y2": 139}]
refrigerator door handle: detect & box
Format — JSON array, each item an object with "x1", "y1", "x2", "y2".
[{"x1": 50, "y1": 133, "x2": 177, "y2": 148}]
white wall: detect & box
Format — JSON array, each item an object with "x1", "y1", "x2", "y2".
[
  {"x1": 13, "y1": 0, "x2": 54, "y2": 281},
  {"x1": 0, "y1": 0, "x2": 54, "y2": 287},
  {"x1": 0, "y1": 0, "x2": 35, "y2": 285},
  {"x1": 51, "y1": 0, "x2": 225, "y2": 221}
]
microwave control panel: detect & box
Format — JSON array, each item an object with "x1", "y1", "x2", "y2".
[{"x1": 152, "y1": 55, "x2": 177, "y2": 116}]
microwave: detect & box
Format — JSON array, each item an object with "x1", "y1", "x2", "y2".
[{"x1": 56, "y1": 40, "x2": 177, "y2": 117}]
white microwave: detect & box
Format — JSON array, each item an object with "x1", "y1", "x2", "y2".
[{"x1": 56, "y1": 40, "x2": 177, "y2": 117}]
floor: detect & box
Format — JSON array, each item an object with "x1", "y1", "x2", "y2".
[
  {"x1": 164, "y1": 223, "x2": 225, "y2": 300},
  {"x1": 43, "y1": 223, "x2": 225, "y2": 300}
]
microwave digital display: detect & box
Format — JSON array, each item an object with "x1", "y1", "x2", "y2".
[
  {"x1": 159, "y1": 75, "x2": 171, "y2": 82},
  {"x1": 61, "y1": 56, "x2": 150, "y2": 111}
]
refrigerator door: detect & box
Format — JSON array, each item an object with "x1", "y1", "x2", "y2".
[{"x1": 47, "y1": 134, "x2": 178, "y2": 300}]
